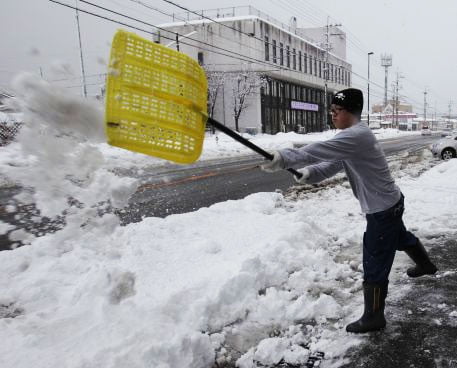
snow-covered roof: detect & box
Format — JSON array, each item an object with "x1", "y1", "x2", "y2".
[{"x1": 157, "y1": 15, "x2": 349, "y2": 65}]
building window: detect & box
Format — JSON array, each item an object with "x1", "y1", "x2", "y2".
[
  {"x1": 272, "y1": 40, "x2": 277, "y2": 63},
  {"x1": 319, "y1": 60, "x2": 322, "y2": 78},
  {"x1": 330, "y1": 64, "x2": 334, "y2": 82},
  {"x1": 197, "y1": 52, "x2": 204, "y2": 66},
  {"x1": 309, "y1": 56, "x2": 312, "y2": 75},
  {"x1": 286, "y1": 45, "x2": 290, "y2": 68},
  {"x1": 292, "y1": 48, "x2": 296, "y2": 70},
  {"x1": 314, "y1": 58, "x2": 317, "y2": 76},
  {"x1": 304, "y1": 54, "x2": 307, "y2": 73},
  {"x1": 280, "y1": 42, "x2": 284, "y2": 66},
  {"x1": 298, "y1": 51, "x2": 302, "y2": 71},
  {"x1": 264, "y1": 35, "x2": 269, "y2": 61}
]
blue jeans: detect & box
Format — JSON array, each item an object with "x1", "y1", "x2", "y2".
[{"x1": 363, "y1": 194, "x2": 418, "y2": 283}]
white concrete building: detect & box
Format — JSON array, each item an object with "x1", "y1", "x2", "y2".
[{"x1": 157, "y1": 6, "x2": 352, "y2": 134}]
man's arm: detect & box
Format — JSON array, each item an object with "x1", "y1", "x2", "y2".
[
  {"x1": 306, "y1": 161, "x2": 344, "y2": 184},
  {"x1": 279, "y1": 129, "x2": 362, "y2": 169}
]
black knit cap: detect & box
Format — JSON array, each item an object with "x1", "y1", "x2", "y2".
[{"x1": 331, "y1": 88, "x2": 364, "y2": 116}]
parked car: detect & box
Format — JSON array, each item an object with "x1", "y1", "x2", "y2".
[
  {"x1": 431, "y1": 134, "x2": 457, "y2": 159},
  {"x1": 441, "y1": 128, "x2": 453, "y2": 137},
  {"x1": 421, "y1": 126, "x2": 432, "y2": 136}
]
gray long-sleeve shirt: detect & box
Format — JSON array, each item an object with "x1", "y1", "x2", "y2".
[{"x1": 279, "y1": 122, "x2": 401, "y2": 214}]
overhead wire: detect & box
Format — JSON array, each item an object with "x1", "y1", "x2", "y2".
[
  {"x1": 271, "y1": 0, "x2": 443, "y2": 111},
  {"x1": 49, "y1": 0, "x2": 439, "y2": 113},
  {"x1": 49, "y1": 0, "x2": 285, "y2": 73},
  {"x1": 51, "y1": 0, "x2": 354, "y2": 86},
  {"x1": 125, "y1": 0, "x2": 270, "y2": 57}
]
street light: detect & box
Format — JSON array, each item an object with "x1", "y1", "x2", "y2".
[{"x1": 367, "y1": 52, "x2": 374, "y2": 125}]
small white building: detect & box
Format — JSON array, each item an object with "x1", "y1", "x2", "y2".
[{"x1": 156, "y1": 6, "x2": 351, "y2": 134}]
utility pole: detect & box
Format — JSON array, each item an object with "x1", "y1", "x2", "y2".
[
  {"x1": 423, "y1": 89, "x2": 428, "y2": 127},
  {"x1": 433, "y1": 101, "x2": 437, "y2": 130},
  {"x1": 367, "y1": 52, "x2": 374, "y2": 125},
  {"x1": 381, "y1": 54, "x2": 392, "y2": 108},
  {"x1": 323, "y1": 17, "x2": 342, "y2": 130},
  {"x1": 75, "y1": 0, "x2": 87, "y2": 97},
  {"x1": 392, "y1": 72, "x2": 403, "y2": 129}
]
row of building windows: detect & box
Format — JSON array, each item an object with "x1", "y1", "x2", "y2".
[
  {"x1": 264, "y1": 36, "x2": 351, "y2": 86},
  {"x1": 260, "y1": 78, "x2": 329, "y2": 134},
  {"x1": 261, "y1": 106, "x2": 324, "y2": 134},
  {"x1": 263, "y1": 79, "x2": 325, "y2": 105}
]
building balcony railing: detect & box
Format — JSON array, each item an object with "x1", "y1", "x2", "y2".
[{"x1": 172, "y1": 5, "x2": 297, "y2": 34}]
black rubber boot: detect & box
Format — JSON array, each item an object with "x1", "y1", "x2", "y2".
[
  {"x1": 346, "y1": 282, "x2": 388, "y2": 333},
  {"x1": 404, "y1": 241, "x2": 438, "y2": 278}
]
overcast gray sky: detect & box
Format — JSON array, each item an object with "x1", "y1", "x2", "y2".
[{"x1": 2, "y1": 0, "x2": 456, "y2": 115}]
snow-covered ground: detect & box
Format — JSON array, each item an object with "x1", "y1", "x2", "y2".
[{"x1": 1, "y1": 74, "x2": 455, "y2": 368}]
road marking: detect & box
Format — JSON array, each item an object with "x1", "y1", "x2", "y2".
[{"x1": 137, "y1": 165, "x2": 256, "y2": 191}]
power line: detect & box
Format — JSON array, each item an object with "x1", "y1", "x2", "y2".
[
  {"x1": 77, "y1": 0, "x2": 288, "y2": 68},
  {"x1": 49, "y1": 72, "x2": 107, "y2": 82},
  {"x1": 269, "y1": 0, "x2": 370, "y2": 60},
  {"x1": 127, "y1": 0, "x2": 269, "y2": 57},
  {"x1": 49, "y1": 0, "x2": 280, "y2": 70},
  {"x1": 49, "y1": 0, "x2": 426, "y2": 110},
  {"x1": 273, "y1": 0, "x2": 442, "y2": 109},
  {"x1": 52, "y1": 0, "x2": 351, "y2": 85}
]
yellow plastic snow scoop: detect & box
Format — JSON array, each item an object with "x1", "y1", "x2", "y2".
[
  {"x1": 105, "y1": 29, "x2": 207, "y2": 164},
  {"x1": 105, "y1": 30, "x2": 302, "y2": 177}
]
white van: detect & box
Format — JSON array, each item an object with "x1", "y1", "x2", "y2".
[{"x1": 421, "y1": 126, "x2": 432, "y2": 136}]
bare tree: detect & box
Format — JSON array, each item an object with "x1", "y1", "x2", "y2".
[
  {"x1": 231, "y1": 71, "x2": 266, "y2": 132},
  {"x1": 204, "y1": 69, "x2": 225, "y2": 134},
  {"x1": 205, "y1": 70, "x2": 225, "y2": 118}
]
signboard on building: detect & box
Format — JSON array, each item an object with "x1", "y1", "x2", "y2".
[{"x1": 291, "y1": 101, "x2": 319, "y2": 111}]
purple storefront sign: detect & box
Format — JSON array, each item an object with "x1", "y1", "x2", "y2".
[{"x1": 290, "y1": 101, "x2": 319, "y2": 111}]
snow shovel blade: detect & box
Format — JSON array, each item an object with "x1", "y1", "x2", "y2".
[
  {"x1": 104, "y1": 30, "x2": 302, "y2": 178},
  {"x1": 105, "y1": 29, "x2": 208, "y2": 164}
]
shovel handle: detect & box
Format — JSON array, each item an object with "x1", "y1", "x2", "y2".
[{"x1": 207, "y1": 118, "x2": 302, "y2": 178}]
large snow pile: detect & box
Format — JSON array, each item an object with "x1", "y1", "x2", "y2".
[{"x1": 0, "y1": 74, "x2": 455, "y2": 368}]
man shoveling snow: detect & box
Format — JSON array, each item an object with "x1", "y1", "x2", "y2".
[{"x1": 261, "y1": 88, "x2": 438, "y2": 333}]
